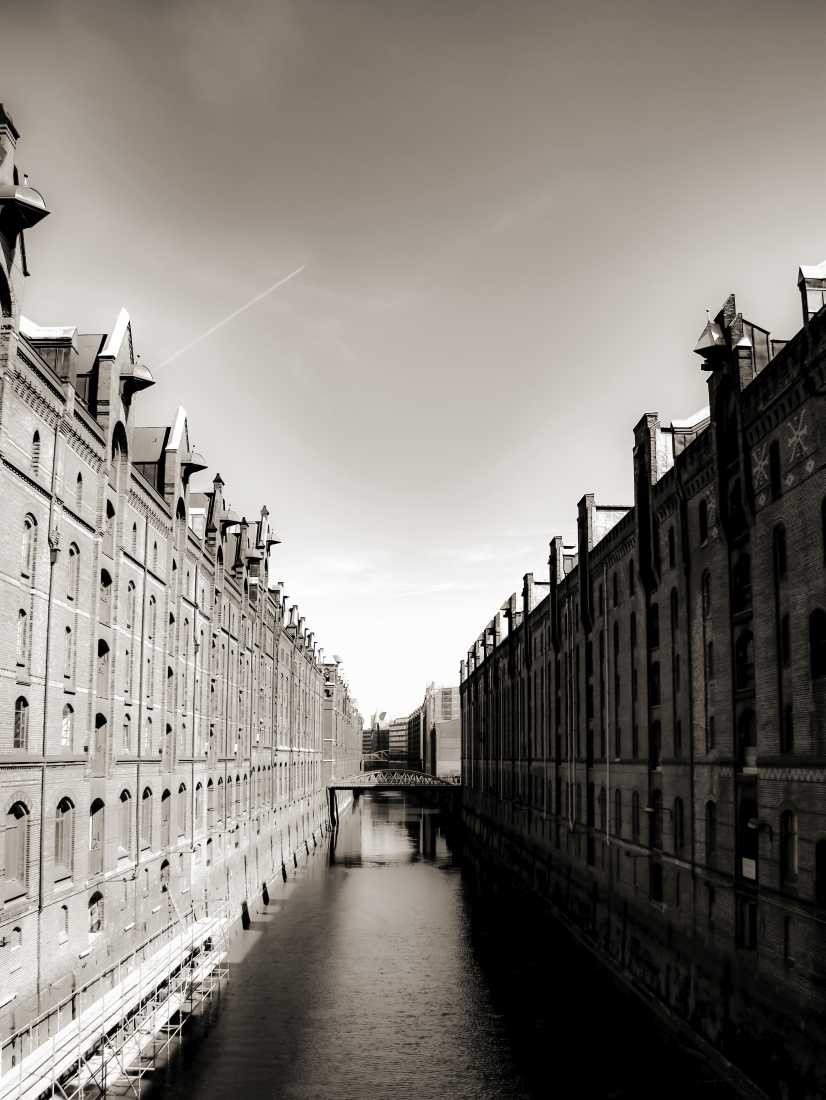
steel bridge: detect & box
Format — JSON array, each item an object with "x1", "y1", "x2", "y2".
[
  {"x1": 331, "y1": 768, "x2": 459, "y2": 791},
  {"x1": 327, "y1": 769, "x2": 460, "y2": 825}
]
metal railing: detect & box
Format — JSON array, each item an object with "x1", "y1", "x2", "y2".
[{"x1": 1, "y1": 896, "x2": 229, "y2": 1099}]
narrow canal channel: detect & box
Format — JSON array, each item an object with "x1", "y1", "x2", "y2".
[{"x1": 152, "y1": 793, "x2": 740, "y2": 1099}]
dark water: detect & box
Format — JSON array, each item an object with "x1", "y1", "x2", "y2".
[{"x1": 154, "y1": 793, "x2": 738, "y2": 1099}]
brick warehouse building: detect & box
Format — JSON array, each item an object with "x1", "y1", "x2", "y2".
[
  {"x1": 461, "y1": 265, "x2": 826, "y2": 1095},
  {"x1": 0, "y1": 105, "x2": 362, "y2": 1048}
]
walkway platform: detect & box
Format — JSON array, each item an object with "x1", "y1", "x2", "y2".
[{"x1": 0, "y1": 907, "x2": 229, "y2": 1100}]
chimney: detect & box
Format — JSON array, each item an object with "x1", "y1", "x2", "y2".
[{"x1": 798, "y1": 262, "x2": 826, "y2": 327}]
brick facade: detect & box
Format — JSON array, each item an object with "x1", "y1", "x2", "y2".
[
  {"x1": 461, "y1": 268, "x2": 826, "y2": 1096},
  {"x1": 0, "y1": 105, "x2": 362, "y2": 1046}
]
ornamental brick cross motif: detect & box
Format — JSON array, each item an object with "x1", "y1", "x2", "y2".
[{"x1": 787, "y1": 410, "x2": 809, "y2": 463}]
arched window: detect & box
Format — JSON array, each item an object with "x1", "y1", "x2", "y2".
[
  {"x1": 732, "y1": 553, "x2": 752, "y2": 612},
  {"x1": 21, "y1": 514, "x2": 36, "y2": 578},
  {"x1": 810, "y1": 609, "x2": 826, "y2": 680},
  {"x1": 131, "y1": 522, "x2": 138, "y2": 555},
  {"x1": 780, "y1": 811, "x2": 798, "y2": 885},
  {"x1": 103, "y1": 500, "x2": 116, "y2": 557},
  {"x1": 89, "y1": 799, "x2": 105, "y2": 876},
  {"x1": 735, "y1": 631, "x2": 754, "y2": 689},
  {"x1": 54, "y1": 797, "x2": 75, "y2": 879},
  {"x1": 631, "y1": 791, "x2": 640, "y2": 842},
  {"x1": 650, "y1": 789, "x2": 663, "y2": 849},
  {"x1": 598, "y1": 786, "x2": 606, "y2": 832},
  {"x1": 729, "y1": 476, "x2": 746, "y2": 536},
  {"x1": 119, "y1": 790, "x2": 132, "y2": 854},
  {"x1": 177, "y1": 783, "x2": 187, "y2": 835},
  {"x1": 122, "y1": 712, "x2": 131, "y2": 751},
  {"x1": 64, "y1": 625, "x2": 74, "y2": 680},
  {"x1": 148, "y1": 595, "x2": 156, "y2": 640},
  {"x1": 140, "y1": 788, "x2": 153, "y2": 849},
  {"x1": 705, "y1": 801, "x2": 717, "y2": 868},
  {"x1": 31, "y1": 431, "x2": 40, "y2": 476},
  {"x1": 194, "y1": 782, "x2": 203, "y2": 828},
  {"x1": 781, "y1": 703, "x2": 794, "y2": 755},
  {"x1": 226, "y1": 776, "x2": 233, "y2": 819},
  {"x1": 614, "y1": 789, "x2": 622, "y2": 836},
  {"x1": 75, "y1": 472, "x2": 83, "y2": 510},
  {"x1": 125, "y1": 580, "x2": 136, "y2": 630},
  {"x1": 3, "y1": 802, "x2": 30, "y2": 900},
  {"x1": 769, "y1": 440, "x2": 782, "y2": 500},
  {"x1": 93, "y1": 713, "x2": 107, "y2": 763},
  {"x1": 61, "y1": 703, "x2": 74, "y2": 749},
  {"x1": 648, "y1": 603, "x2": 660, "y2": 648},
  {"x1": 206, "y1": 837, "x2": 213, "y2": 867},
  {"x1": 14, "y1": 696, "x2": 29, "y2": 751},
  {"x1": 701, "y1": 571, "x2": 712, "y2": 619},
  {"x1": 16, "y1": 609, "x2": 28, "y2": 667},
  {"x1": 99, "y1": 569, "x2": 112, "y2": 611},
  {"x1": 673, "y1": 798, "x2": 685, "y2": 854},
  {"x1": 152, "y1": 541, "x2": 158, "y2": 572},
  {"x1": 160, "y1": 859, "x2": 171, "y2": 891},
  {"x1": 649, "y1": 662, "x2": 661, "y2": 707},
  {"x1": 88, "y1": 891, "x2": 104, "y2": 935},
  {"x1": 97, "y1": 639, "x2": 110, "y2": 683},
  {"x1": 67, "y1": 544, "x2": 79, "y2": 600},
  {"x1": 698, "y1": 498, "x2": 708, "y2": 544},
  {"x1": 649, "y1": 720, "x2": 662, "y2": 769},
  {"x1": 145, "y1": 715, "x2": 152, "y2": 754},
  {"x1": 161, "y1": 789, "x2": 171, "y2": 847}
]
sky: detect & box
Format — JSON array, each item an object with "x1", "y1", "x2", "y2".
[{"x1": 5, "y1": 0, "x2": 826, "y2": 722}]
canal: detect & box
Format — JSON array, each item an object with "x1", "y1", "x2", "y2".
[{"x1": 152, "y1": 792, "x2": 739, "y2": 1099}]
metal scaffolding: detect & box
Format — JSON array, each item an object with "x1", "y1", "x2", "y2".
[{"x1": 0, "y1": 897, "x2": 230, "y2": 1100}]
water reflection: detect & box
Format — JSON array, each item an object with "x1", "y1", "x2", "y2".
[{"x1": 151, "y1": 792, "x2": 736, "y2": 1100}]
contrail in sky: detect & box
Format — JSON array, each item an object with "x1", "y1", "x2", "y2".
[{"x1": 158, "y1": 264, "x2": 306, "y2": 367}]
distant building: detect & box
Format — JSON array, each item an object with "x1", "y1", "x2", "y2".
[
  {"x1": 421, "y1": 684, "x2": 460, "y2": 779},
  {"x1": 407, "y1": 706, "x2": 422, "y2": 771},
  {"x1": 321, "y1": 663, "x2": 362, "y2": 785},
  {"x1": 365, "y1": 711, "x2": 390, "y2": 759},
  {"x1": 387, "y1": 716, "x2": 409, "y2": 765}
]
